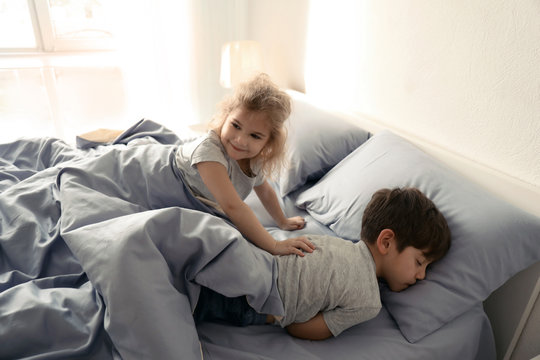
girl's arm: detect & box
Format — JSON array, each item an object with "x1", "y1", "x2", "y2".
[
  {"x1": 197, "y1": 161, "x2": 314, "y2": 256},
  {"x1": 254, "y1": 181, "x2": 305, "y2": 230}
]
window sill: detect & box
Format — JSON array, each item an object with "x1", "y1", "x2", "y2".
[{"x1": 0, "y1": 50, "x2": 120, "y2": 69}]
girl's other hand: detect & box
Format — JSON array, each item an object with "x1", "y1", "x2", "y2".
[
  {"x1": 273, "y1": 236, "x2": 316, "y2": 256},
  {"x1": 279, "y1": 216, "x2": 306, "y2": 231}
]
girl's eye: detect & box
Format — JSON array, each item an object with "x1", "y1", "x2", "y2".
[
  {"x1": 251, "y1": 134, "x2": 261, "y2": 140},
  {"x1": 416, "y1": 260, "x2": 422, "y2": 266},
  {"x1": 232, "y1": 122, "x2": 240, "y2": 129}
]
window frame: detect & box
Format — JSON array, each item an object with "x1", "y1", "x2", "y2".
[{"x1": 1, "y1": 0, "x2": 116, "y2": 53}]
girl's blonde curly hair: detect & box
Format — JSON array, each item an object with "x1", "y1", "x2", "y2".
[{"x1": 209, "y1": 73, "x2": 291, "y2": 179}]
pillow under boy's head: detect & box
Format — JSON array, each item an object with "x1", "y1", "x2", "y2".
[
  {"x1": 279, "y1": 91, "x2": 370, "y2": 196},
  {"x1": 295, "y1": 130, "x2": 540, "y2": 342}
]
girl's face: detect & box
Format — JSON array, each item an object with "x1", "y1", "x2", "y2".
[{"x1": 220, "y1": 107, "x2": 271, "y2": 161}]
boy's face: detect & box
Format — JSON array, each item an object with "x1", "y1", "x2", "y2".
[
  {"x1": 220, "y1": 107, "x2": 271, "y2": 161},
  {"x1": 381, "y1": 244, "x2": 431, "y2": 292}
]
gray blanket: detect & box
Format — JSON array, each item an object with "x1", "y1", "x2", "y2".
[{"x1": 0, "y1": 120, "x2": 284, "y2": 359}]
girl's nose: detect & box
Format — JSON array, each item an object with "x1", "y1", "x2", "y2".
[{"x1": 236, "y1": 133, "x2": 247, "y2": 146}]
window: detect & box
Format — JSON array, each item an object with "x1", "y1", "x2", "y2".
[
  {"x1": 0, "y1": 1, "x2": 36, "y2": 49},
  {"x1": 0, "y1": 0, "x2": 117, "y2": 52},
  {"x1": 0, "y1": 0, "x2": 193, "y2": 143},
  {"x1": 0, "y1": 0, "x2": 124, "y2": 142}
]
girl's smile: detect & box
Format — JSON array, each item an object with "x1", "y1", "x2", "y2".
[{"x1": 229, "y1": 141, "x2": 245, "y2": 152}]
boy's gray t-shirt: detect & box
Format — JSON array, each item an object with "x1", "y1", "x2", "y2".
[
  {"x1": 275, "y1": 234, "x2": 381, "y2": 336},
  {"x1": 174, "y1": 130, "x2": 265, "y2": 202}
]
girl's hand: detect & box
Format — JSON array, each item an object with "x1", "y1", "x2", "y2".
[
  {"x1": 279, "y1": 216, "x2": 306, "y2": 231},
  {"x1": 272, "y1": 236, "x2": 316, "y2": 256}
]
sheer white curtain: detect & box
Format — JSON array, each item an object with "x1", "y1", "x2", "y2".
[
  {"x1": 96, "y1": 0, "x2": 241, "y2": 134},
  {"x1": 113, "y1": 0, "x2": 194, "y2": 135}
]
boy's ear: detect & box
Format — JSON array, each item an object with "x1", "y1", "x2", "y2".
[{"x1": 376, "y1": 229, "x2": 396, "y2": 255}]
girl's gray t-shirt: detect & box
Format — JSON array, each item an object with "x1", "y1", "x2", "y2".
[
  {"x1": 275, "y1": 234, "x2": 381, "y2": 336},
  {"x1": 174, "y1": 130, "x2": 265, "y2": 202}
]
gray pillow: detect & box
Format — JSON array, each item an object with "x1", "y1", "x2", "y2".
[
  {"x1": 279, "y1": 91, "x2": 370, "y2": 196},
  {"x1": 295, "y1": 130, "x2": 540, "y2": 342}
]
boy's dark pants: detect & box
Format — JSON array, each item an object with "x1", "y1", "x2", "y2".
[{"x1": 193, "y1": 286, "x2": 267, "y2": 326}]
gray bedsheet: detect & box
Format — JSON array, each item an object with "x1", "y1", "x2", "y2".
[
  {"x1": 0, "y1": 120, "x2": 283, "y2": 359},
  {"x1": 197, "y1": 303, "x2": 495, "y2": 360}
]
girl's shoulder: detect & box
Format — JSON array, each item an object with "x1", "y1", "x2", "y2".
[
  {"x1": 182, "y1": 130, "x2": 220, "y2": 154},
  {"x1": 205, "y1": 130, "x2": 223, "y2": 146},
  {"x1": 185, "y1": 130, "x2": 229, "y2": 167},
  {"x1": 198, "y1": 130, "x2": 227, "y2": 155}
]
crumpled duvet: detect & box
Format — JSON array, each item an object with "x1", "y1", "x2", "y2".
[{"x1": 0, "y1": 120, "x2": 283, "y2": 359}]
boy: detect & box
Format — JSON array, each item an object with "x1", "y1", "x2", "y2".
[{"x1": 194, "y1": 187, "x2": 451, "y2": 340}]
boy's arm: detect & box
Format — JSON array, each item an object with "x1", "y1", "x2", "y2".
[
  {"x1": 285, "y1": 313, "x2": 333, "y2": 341},
  {"x1": 196, "y1": 161, "x2": 313, "y2": 256},
  {"x1": 254, "y1": 181, "x2": 305, "y2": 230}
]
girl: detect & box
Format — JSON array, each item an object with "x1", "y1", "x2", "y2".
[{"x1": 175, "y1": 73, "x2": 315, "y2": 256}]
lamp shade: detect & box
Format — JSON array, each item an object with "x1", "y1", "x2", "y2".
[{"x1": 220, "y1": 40, "x2": 263, "y2": 88}]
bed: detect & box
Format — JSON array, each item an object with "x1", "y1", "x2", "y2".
[{"x1": 1, "y1": 91, "x2": 539, "y2": 360}]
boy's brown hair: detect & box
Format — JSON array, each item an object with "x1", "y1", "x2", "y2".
[{"x1": 361, "y1": 187, "x2": 451, "y2": 262}]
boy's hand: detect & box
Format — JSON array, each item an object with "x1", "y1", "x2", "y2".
[
  {"x1": 273, "y1": 236, "x2": 315, "y2": 257},
  {"x1": 278, "y1": 216, "x2": 306, "y2": 231}
]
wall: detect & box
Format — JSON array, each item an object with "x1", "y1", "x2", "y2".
[
  {"x1": 249, "y1": 0, "x2": 540, "y2": 192},
  {"x1": 246, "y1": 0, "x2": 309, "y2": 92},
  {"x1": 188, "y1": 0, "x2": 309, "y2": 123}
]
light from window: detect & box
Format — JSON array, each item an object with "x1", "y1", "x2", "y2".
[
  {"x1": 0, "y1": 0, "x2": 36, "y2": 49},
  {"x1": 49, "y1": 0, "x2": 115, "y2": 41},
  {"x1": 0, "y1": 68, "x2": 56, "y2": 143}
]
